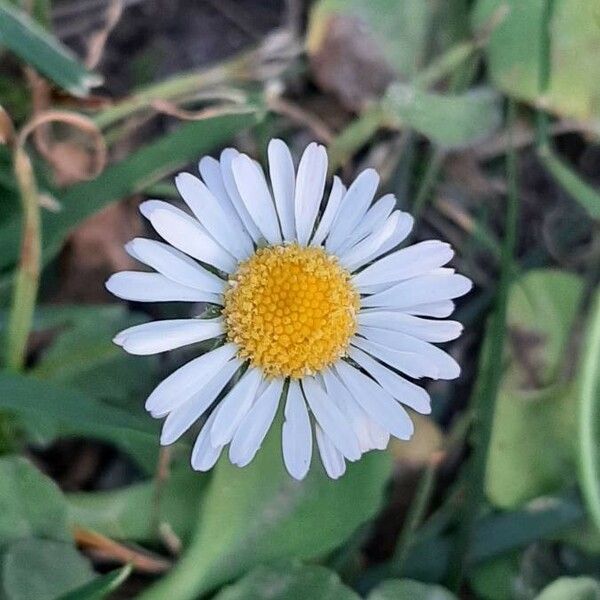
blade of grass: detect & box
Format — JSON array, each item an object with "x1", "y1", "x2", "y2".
[
  {"x1": 447, "y1": 98, "x2": 519, "y2": 591},
  {"x1": 0, "y1": 0, "x2": 101, "y2": 96},
  {"x1": 55, "y1": 564, "x2": 132, "y2": 600}
]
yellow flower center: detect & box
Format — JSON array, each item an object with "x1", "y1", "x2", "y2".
[{"x1": 223, "y1": 244, "x2": 360, "y2": 379}]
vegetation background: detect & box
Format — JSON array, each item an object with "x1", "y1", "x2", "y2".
[{"x1": 0, "y1": 0, "x2": 599, "y2": 598}]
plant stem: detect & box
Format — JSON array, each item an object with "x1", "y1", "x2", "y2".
[
  {"x1": 5, "y1": 147, "x2": 41, "y2": 371},
  {"x1": 447, "y1": 98, "x2": 519, "y2": 591}
]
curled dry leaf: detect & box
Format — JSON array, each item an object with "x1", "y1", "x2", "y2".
[{"x1": 0, "y1": 105, "x2": 16, "y2": 146}]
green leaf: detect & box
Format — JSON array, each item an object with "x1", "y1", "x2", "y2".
[
  {"x1": 139, "y1": 423, "x2": 391, "y2": 599},
  {"x1": 0, "y1": 371, "x2": 158, "y2": 469},
  {"x1": 469, "y1": 553, "x2": 520, "y2": 600},
  {"x1": 0, "y1": 1, "x2": 101, "y2": 96},
  {"x1": 535, "y1": 577, "x2": 600, "y2": 600},
  {"x1": 67, "y1": 468, "x2": 204, "y2": 543},
  {"x1": 367, "y1": 579, "x2": 458, "y2": 600},
  {"x1": 473, "y1": 0, "x2": 600, "y2": 124},
  {"x1": 213, "y1": 562, "x2": 360, "y2": 600},
  {"x1": 1, "y1": 538, "x2": 94, "y2": 600},
  {"x1": 54, "y1": 565, "x2": 132, "y2": 600},
  {"x1": 383, "y1": 84, "x2": 502, "y2": 148},
  {"x1": 0, "y1": 456, "x2": 69, "y2": 546},
  {"x1": 0, "y1": 111, "x2": 259, "y2": 273},
  {"x1": 485, "y1": 269, "x2": 585, "y2": 508}
]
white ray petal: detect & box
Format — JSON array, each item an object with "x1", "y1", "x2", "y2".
[
  {"x1": 315, "y1": 424, "x2": 346, "y2": 479},
  {"x1": 282, "y1": 380, "x2": 313, "y2": 480},
  {"x1": 360, "y1": 273, "x2": 472, "y2": 309},
  {"x1": 353, "y1": 240, "x2": 454, "y2": 289},
  {"x1": 191, "y1": 409, "x2": 224, "y2": 471},
  {"x1": 210, "y1": 367, "x2": 263, "y2": 446},
  {"x1": 125, "y1": 238, "x2": 225, "y2": 293},
  {"x1": 359, "y1": 326, "x2": 460, "y2": 379},
  {"x1": 369, "y1": 212, "x2": 414, "y2": 259},
  {"x1": 340, "y1": 211, "x2": 400, "y2": 272},
  {"x1": 326, "y1": 169, "x2": 380, "y2": 253},
  {"x1": 358, "y1": 311, "x2": 463, "y2": 342},
  {"x1": 334, "y1": 360, "x2": 414, "y2": 440},
  {"x1": 159, "y1": 358, "x2": 240, "y2": 444},
  {"x1": 348, "y1": 346, "x2": 431, "y2": 414},
  {"x1": 294, "y1": 143, "x2": 328, "y2": 245},
  {"x1": 351, "y1": 336, "x2": 435, "y2": 379},
  {"x1": 229, "y1": 378, "x2": 284, "y2": 467},
  {"x1": 175, "y1": 172, "x2": 253, "y2": 259},
  {"x1": 114, "y1": 318, "x2": 224, "y2": 355},
  {"x1": 310, "y1": 176, "x2": 345, "y2": 247},
  {"x1": 145, "y1": 206, "x2": 237, "y2": 273},
  {"x1": 232, "y1": 153, "x2": 282, "y2": 244},
  {"x1": 220, "y1": 148, "x2": 262, "y2": 242},
  {"x1": 403, "y1": 301, "x2": 455, "y2": 317},
  {"x1": 302, "y1": 377, "x2": 361, "y2": 461},
  {"x1": 139, "y1": 199, "x2": 179, "y2": 219},
  {"x1": 268, "y1": 139, "x2": 296, "y2": 241},
  {"x1": 105, "y1": 272, "x2": 221, "y2": 304},
  {"x1": 145, "y1": 343, "x2": 239, "y2": 416}
]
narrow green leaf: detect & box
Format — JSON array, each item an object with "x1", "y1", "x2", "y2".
[
  {"x1": 0, "y1": 1, "x2": 101, "y2": 96},
  {"x1": 54, "y1": 565, "x2": 132, "y2": 600}
]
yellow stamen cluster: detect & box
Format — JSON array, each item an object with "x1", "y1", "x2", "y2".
[{"x1": 223, "y1": 244, "x2": 360, "y2": 379}]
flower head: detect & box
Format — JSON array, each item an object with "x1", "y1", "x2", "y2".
[{"x1": 107, "y1": 140, "x2": 472, "y2": 480}]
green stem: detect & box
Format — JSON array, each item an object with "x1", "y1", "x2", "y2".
[
  {"x1": 411, "y1": 149, "x2": 445, "y2": 218},
  {"x1": 578, "y1": 288, "x2": 600, "y2": 532},
  {"x1": 5, "y1": 147, "x2": 41, "y2": 371},
  {"x1": 447, "y1": 98, "x2": 519, "y2": 591}
]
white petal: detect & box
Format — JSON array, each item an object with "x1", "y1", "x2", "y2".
[
  {"x1": 358, "y1": 311, "x2": 463, "y2": 342},
  {"x1": 159, "y1": 358, "x2": 240, "y2": 444},
  {"x1": 310, "y1": 176, "x2": 345, "y2": 247},
  {"x1": 360, "y1": 273, "x2": 472, "y2": 309},
  {"x1": 282, "y1": 380, "x2": 313, "y2": 480},
  {"x1": 114, "y1": 318, "x2": 224, "y2": 355},
  {"x1": 125, "y1": 238, "x2": 225, "y2": 293},
  {"x1": 232, "y1": 153, "x2": 282, "y2": 244},
  {"x1": 359, "y1": 327, "x2": 460, "y2": 379},
  {"x1": 340, "y1": 211, "x2": 400, "y2": 272},
  {"x1": 294, "y1": 143, "x2": 328, "y2": 245},
  {"x1": 139, "y1": 199, "x2": 178, "y2": 219},
  {"x1": 403, "y1": 301, "x2": 455, "y2": 318},
  {"x1": 175, "y1": 172, "x2": 253, "y2": 260},
  {"x1": 229, "y1": 378, "x2": 284, "y2": 467},
  {"x1": 315, "y1": 424, "x2": 346, "y2": 479},
  {"x1": 220, "y1": 148, "x2": 262, "y2": 242},
  {"x1": 334, "y1": 360, "x2": 414, "y2": 440},
  {"x1": 268, "y1": 139, "x2": 296, "y2": 241},
  {"x1": 370, "y1": 212, "x2": 414, "y2": 259},
  {"x1": 353, "y1": 240, "x2": 454, "y2": 289},
  {"x1": 302, "y1": 377, "x2": 361, "y2": 461},
  {"x1": 191, "y1": 409, "x2": 223, "y2": 471},
  {"x1": 336, "y1": 193, "x2": 396, "y2": 254},
  {"x1": 145, "y1": 343, "x2": 239, "y2": 416},
  {"x1": 351, "y1": 336, "x2": 435, "y2": 379},
  {"x1": 348, "y1": 346, "x2": 431, "y2": 414},
  {"x1": 210, "y1": 367, "x2": 263, "y2": 446},
  {"x1": 198, "y1": 156, "x2": 246, "y2": 231},
  {"x1": 326, "y1": 169, "x2": 379, "y2": 253},
  {"x1": 146, "y1": 206, "x2": 237, "y2": 273},
  {"x1": 105, "y1": 272, "x2": 221, "y2": 304}
]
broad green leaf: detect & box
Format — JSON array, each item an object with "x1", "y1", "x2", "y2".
[
  {"x1": 368, "y1": 579, "x2": 457, "y2": 600},
  {"x1": 141, "y1": 423, "x2": 391, "y2": 598},
  {"x1": 535, "y1": 577, "x2": 600, "y2": 600},
  {"x1": 384, "y1": 84, "x2": 502, "y2": 148},
  {"x1": 0, "y1": 456, "x2": 69, "y2": 546},
  {"x1": 67, "y1": 468, "x2": 205, "y2": 543},
  {"x1": 0, "y1": 1, "x2": 101, "y2": 96},
  {"x1": 0, "y1": 111, "x2": 259, "y2": 272},
  {"x1": 485, "y1": 270, "x2": 585, "y2": 508},
  {"x1": 473, "y1": 0, "x2": 600, "y2": 124},
  {"x1": 214, "y1": 562, "x2": 360, "y2": 600},
  {"x1": 308, "y1": 0, "x2": 434, "y2": 79},
  {"x1": 469, "y1": 553, "x2": 520, "y2": 600},
  {"x1": 0, "y1": 371, "x2": 158, "y2": 469},
  {"x1": 1, "y1": 538, "x2": 93, "y2": 600},
  {"x1": 54, "y1": 565, "x2": 132, "y2": 600}
]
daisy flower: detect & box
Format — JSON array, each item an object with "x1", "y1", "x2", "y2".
[{"x1": 106, "y1": 140, "x2": 471, "y2": 480}]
